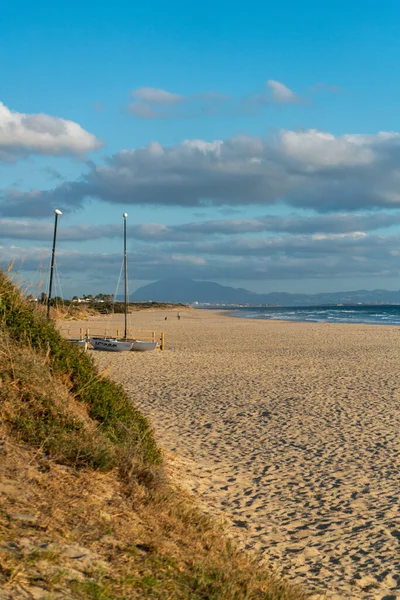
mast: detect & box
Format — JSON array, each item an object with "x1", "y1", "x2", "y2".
[
  {"x1": 123, "y1": 212, "x2": 128, "y2": 339},
  {"x1": 47, "y1": 209, "x2": 62, "y2": 319}
]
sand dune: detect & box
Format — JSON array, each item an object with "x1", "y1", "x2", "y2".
[{"x1": 61, "y1": 309, "x2": 400, "y2": 599}]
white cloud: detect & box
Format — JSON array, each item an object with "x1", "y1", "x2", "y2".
[
  {"x1": 267, "y1": 80, "x2": 302, "y2": 104},
  {"x1": 243, "y1": 80, "x2": 305, "y2": 112},
  {"x1": 128, "y1": 86, "x2": 233, "y2": 119},
  {"x1": 278, "y1": 129, "x2": 392, "y2": 168},
  {"x1": 128, "y1": 87, "x2": 186, "y2": 118},
  {"x1": 181, "y1": 139, "x2": 223, "y2": 154},
  {"x1": 128, "y1": 103, "x2": 163, "y2": 119},
  {"x1": 0, "y1": 101, "x2": 102, "y2": 160},
  {"x1": 131, "y1": 87, "x2": 184, "y2": 105}
]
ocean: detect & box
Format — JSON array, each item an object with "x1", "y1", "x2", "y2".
[{"x1": 230, "y1": 304, "x2": 400, "y2": 326}]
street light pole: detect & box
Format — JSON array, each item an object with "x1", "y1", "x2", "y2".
[
  {"x1": 47, "y1": 209, "x2": 62, "y2": 319},
  {"x1": 123, "y1": 212, "x2": 128, "y2": 339}
]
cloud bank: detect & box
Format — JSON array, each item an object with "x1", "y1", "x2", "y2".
[
  {"x1": 4, "y1": 227, "x2": 400, "y2": 286},
  {"x1": 2, "y1": 212, "x2": 399, "y2": 243},
  {"x1": 4, "y1": 204, "x2": 400, "y2": 291},
  {"x1": 4, "y1": 128, "x2": 400, "y2": 216}
]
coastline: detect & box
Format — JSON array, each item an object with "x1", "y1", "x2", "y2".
[{"x1": 60, "y1": 309, "x2": 400, "y2": 599}]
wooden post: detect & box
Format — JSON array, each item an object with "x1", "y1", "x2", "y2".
[
  {"x1": 152, "y1": 331, "x2": 156, "y2": 342},
  {"x1": 160, "y1": 332, "x2": 165, "y2": 350},
  {"x1": 80, "y1": 327, "x2": 83, "y2": 340}
]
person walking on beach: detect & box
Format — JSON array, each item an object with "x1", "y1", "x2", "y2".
[{"x1": 177, "y1": 312, "x2": 180, "y2": 320}]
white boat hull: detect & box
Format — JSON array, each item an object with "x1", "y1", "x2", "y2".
[
  {"x1": 131, "y1": 340, "x2": 158, "y2": 351},
  {"x1": 90, "y1": 338, "x2": 133, "y2": 352}
]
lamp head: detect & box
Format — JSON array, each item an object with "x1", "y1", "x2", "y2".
[
  {"x1": 123, "y1": 212, "x2": 128, "y2": 218},
  {"x1": 54, "y1": 209, "x2": 63, "y2": 215}
]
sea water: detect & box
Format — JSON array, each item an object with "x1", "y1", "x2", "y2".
[{"x1": 230, "y1": 305, "x2": 400, "y2": 326}]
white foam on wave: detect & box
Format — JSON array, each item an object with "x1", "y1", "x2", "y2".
[{"x1": 235, "y1": 307, "x2": 400, "y2": 326}]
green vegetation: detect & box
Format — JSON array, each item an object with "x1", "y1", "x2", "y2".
[
  {"x1": 87, "y1": 300, "x2": 189, "y2": 314},
  {"x1": 0, "y1": 270, "x2": 309, "y2": 599},
  {"x1": 0, "y1": 270, "x2": 160, "y2": 474},
  {"x1": 1, "y1": 333, "x2": 115, "y2": 469}
]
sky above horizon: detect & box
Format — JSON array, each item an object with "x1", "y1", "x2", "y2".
[{"x1": 2, "y1": 0, "x2": 400, "y2": 298}]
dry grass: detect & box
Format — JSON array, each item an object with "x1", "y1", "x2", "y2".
[
  {"x1": 0, "y1": 431, "x2": 309, "y2": 600},
  {"x1": 50, "y1": 303, "x2": 102, "y2": 320}
]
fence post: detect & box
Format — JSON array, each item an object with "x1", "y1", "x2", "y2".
[{"x1": 160, "y1": 332, "x2": 165, "y2": 350}]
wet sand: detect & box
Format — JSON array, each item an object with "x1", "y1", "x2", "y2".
[{"x1": 60, "y1": 309, "x2": 400, "y2": 599}]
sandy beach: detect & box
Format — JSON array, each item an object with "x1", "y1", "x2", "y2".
[{"x1": 60, "y1": 309, "x2": 400, "y2": 600}]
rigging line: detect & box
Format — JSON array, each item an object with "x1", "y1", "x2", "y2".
[
  {"x1": 113, "y1": 258, "x2": 125, "y2": 314},
  {"x1": 54, "y1": 259, "x2": 65, "y2": 306}
]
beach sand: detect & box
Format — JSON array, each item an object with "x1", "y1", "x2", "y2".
[{"x1": 60, "y1": 309, "x2": 400, "y2": 599}]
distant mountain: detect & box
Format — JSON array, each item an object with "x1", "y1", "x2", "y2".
[
  {"x1": 131, "y1": 278, "x2": 257, "y2": 304},
  {"x1": 130, "y1": 278, "x2": 400, "y2": 306}
]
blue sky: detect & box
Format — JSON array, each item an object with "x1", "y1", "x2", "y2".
[{"x1": 2, "y1": 0, "x2": 400, "y2": 297}]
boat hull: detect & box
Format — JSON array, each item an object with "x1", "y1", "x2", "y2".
[
  {"x1": 131, "y1": 340, "x2": 158, "y2": 351},
  {"x1": 90, "y1": 338, "x2": 133, "y2": 352}
]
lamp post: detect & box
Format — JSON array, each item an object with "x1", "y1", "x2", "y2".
[
  {"x1": 123, "y1": 212, "x2": 128, "y2": 339},
  {"x1": 47, "y1": 209, "x2": 62, "y2": 319}
]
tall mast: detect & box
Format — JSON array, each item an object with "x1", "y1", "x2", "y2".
[
  {"x1": 123, "y1": 212, "x2": 128, "y2": 339},
  {"x1": 47, "y1": 209, "x2": 62, "y2": 319}
]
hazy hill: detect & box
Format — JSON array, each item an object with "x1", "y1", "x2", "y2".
[
  {"x1": 131, "y1": 278, "x2": 257, "y2": 304},
  {"x1": 131, "y1": 278, "x2": 400, "y2": 306}
]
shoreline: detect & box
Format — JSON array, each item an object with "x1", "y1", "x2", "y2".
[
  {"x1": 59, "y1": 310, "x2": 400, "y2": 599},
  {"x1": 222, "y1": 306, "x2": 400, "y2": 327}
]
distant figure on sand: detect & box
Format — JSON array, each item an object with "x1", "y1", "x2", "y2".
[
  {"x1": 177, "y1": 312, "x2": 180, "y2": 320},
  {"x1": 165, "y1": 316, "x2": 167, "y2": 320}
]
